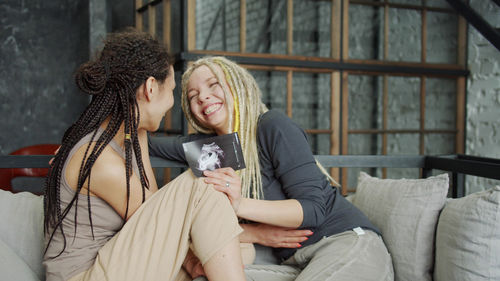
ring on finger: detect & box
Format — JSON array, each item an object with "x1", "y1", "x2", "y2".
[{"x1": 225, "y1": 182, "x2": 230, "y2": 188}]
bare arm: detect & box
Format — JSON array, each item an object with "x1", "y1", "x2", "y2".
[
  {"x1": 238, "y1": 198, "x2": 303, "y2": 228},
  {"x1": 203, "y1": 169, "x2": 303, "y2": 227}
]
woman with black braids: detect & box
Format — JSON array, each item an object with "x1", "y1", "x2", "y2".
[{"x1": 43, "y1": 29, "x2": 246, "y2": 281}]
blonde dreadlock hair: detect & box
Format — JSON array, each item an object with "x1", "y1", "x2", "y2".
[{"x1": 181, "y1": 56, "x2": 268, "y2": 199}]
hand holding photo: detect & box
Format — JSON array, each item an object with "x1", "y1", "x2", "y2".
[{"x1": 182, "y1": 132, "x2": 246, "y2": 177}]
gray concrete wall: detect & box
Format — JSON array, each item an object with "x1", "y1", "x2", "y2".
[
  {"x1": 0, "y1": 0, "x2": 135, "y2": 156},
  {"x1": 0, "y1": 0, "x2": 134, "y2": 191},
  {"x1": 0, "y1": 0, "x2": 90, "y2": 155}
]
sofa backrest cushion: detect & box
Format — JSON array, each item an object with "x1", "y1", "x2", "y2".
[
  {"x1": 434, "y1": 185, "x2": 500, "y2": 281},
  {"x1": 0, "y1": 237, "x2": 41, "y2": 281},
  {"x1": 353, "y1": 172, "x2": 449, "y2": 281},
  {"x1": 0, "y1": 190, "x2": 44, "y2": 280}
]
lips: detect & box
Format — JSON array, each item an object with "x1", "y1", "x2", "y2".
[{"x1": 203, "y1": 103, "x2": 223, "y2": 116}]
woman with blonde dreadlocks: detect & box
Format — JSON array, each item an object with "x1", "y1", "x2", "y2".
[
  {"x1": 43, "y1": 31, "x2": 246, "y2": 281},
  {"x1": 148, "y1": 56, "x2": 394, "y2": 281}
]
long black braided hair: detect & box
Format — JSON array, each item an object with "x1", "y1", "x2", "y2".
[{"x1": 44, "y1": 28, "x2": 172, "y2": 256}]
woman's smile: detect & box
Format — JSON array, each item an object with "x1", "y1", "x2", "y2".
[{"x1": 203, "y1": 103, "x2": 223, "y2": 116}]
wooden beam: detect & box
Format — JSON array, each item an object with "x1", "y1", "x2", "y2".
[
  {"x1": 182, "y1": 50, "x2": 468, "y2": 77},
  {"x1": 305, "y1": 129, "x2": 333, "y2": 134},
  {"x1": 331, "y1": 72, "x2": 341, "y2": 183},
  {"x1": 244, "y1": 64, "x2": 333, "y2": 73},
  {"x1": 148, "y1": 4, "x2": 156, "y2": 37},
  {"x1": 421, "y1": 6, "x2": 427, "y2": 63},
  {"x1": 420, "y1": 76, "x2": 426, "y2": 154},
  {"x1": 342, "y1": 0, "x2": 349, "y2": 60},
  {"x1": 163, "y1": 0, "x2": 171, "y2": 52},
  {"x1": 382, "y1": 74, "x2": 388, "y2": 178},
  {"x1": 457, "y1": 15, "x2": 467, "y2": 66},
  {"x1": 341, "y1": 72, "x2": 349, "y2": 194},
  {"x1": 135, "y1": 0, "x2": 143, "y2": 31},
  {"x1": 187, "y1": 0, "x2": 196, "y2": 51},
  {"x1": 287, "y1": 70, "x2": 293, "y2": 117},
  {"x1": 349, "y1": 129, "x2": 456, "y2": 134},
  {"x1": 240, "y1": 0, "x2": 246, "y2": 53},
  {"x1": 350, "y1": 0, "x2": 454, "y2": 13},
  {"x1": 456, "y1": 77, "x2": 465, "y2": 153},
  {"x1": 287, "y1": 0, "x2": 293, "y2": 55},
  {"x1": 384, "y1": 3, "x2": 388, "y2": 60},
  {"x1": 331, "y1": 0, "x2": 341, "y2": 59},
  {"x1": 162, "y1": 0, "x2": 172, "y2": 184}
]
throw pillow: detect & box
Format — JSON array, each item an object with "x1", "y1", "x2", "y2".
[
  {"x1": 353, "y1": 172, "x2": 449, "y2": 281},
  {"x1": 0, "y1": 238, "x2": 41, "y2": 281},
  {"x1": 0, "y1": 190, "x2": 44, "y2": 280},
  {"x1": 434, "y1": 186, "x2": 500, "y2": 281}
]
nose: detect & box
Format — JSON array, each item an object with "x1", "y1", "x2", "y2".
[{"x1": 197, "y1": 88, "x2": 212, "y2": 103}]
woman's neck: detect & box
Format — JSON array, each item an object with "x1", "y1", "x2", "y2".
[{"x1": 99, "y1": 118, "x2": 147, "y2": 150}]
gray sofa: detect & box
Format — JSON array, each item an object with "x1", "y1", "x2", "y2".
[{"x1": 1, "y1": 154, "x2": 499, "y2": 281}]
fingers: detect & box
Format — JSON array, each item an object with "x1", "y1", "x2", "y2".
[
  {"x1": 269, "y1": 226, "x2": 314, "y2": 238},
  {"x1": 268, "y1": 235, "x2": 307, "y2": 248},
  {"x1": 288, "y1": 229, "x2": 314, "y2": 237},
  {"x1": 202, "y1": 169, "x2": 242, "y2": 212},
  {"x1": 259, "y1": 225, "x2": 314, "y2": 248},
  {"x1": 203, "y1": 176, "x2": 231, "y2": 192},
  {"x1": 203, "y1": 168, "x2": 237, "y2": 182},
  {"x1": 192, "y1": 261, "x2": 205, "y2": 278},
  {"x1": 277, "y1": 239, "x2": 307, "y2": 249},
  {"x1": 49, "y1": 146, "x2": 61, "y2": 165},
  {"x1": 203, "y1": 169, "x2": 240, "y2": 195},
  {"x1": 276, "y1": 232, "x2": 311, "y2": 248},
  {"x1": 211, "y1": 167, "x2": 236, "y2": 176},
  {"x1": 184, "y1": 254, "x2": 205, "y2": 279},
  {"x1": 279, "y1": 242, "x2": 304, "y2": 248}
]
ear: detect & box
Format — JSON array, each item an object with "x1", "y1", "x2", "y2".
[{"x1": 143, "y1": 76, "x2": 157, "y2": 102}]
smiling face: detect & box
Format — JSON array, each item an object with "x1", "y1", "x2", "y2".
[{"x1": 186, "y1": 65, "x2": 234, "y2": 135}]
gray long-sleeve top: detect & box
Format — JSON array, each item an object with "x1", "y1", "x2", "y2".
[{"x1": 149, "y1": 110, "x2": 379, "y2": 260}]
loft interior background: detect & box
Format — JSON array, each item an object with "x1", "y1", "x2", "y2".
[{"x1": 1, "y1": 0, "x2": 498, "y2": 194}]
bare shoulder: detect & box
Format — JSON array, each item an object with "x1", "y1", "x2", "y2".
[
  {"x1": 66, "y1": 143, "x2": 152, "y2": 219},
  {"x1": 65, "y1": 142, "x2": 124, "y2": 195},
  {"x1": 90, "y1": 145, "x2": 128, "y2": 191}
]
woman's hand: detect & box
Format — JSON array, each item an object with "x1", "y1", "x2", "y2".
[
  {"x1": 203, "y1": 168, "x2": 242, "y2": 212},
  {"x1": 48, "y1": 146, "x2": 61, "y2": 165},
  {"x1": 244, "y1": 223, "x2": 313, "y2": 248},
  {"x1": 183, "y1": 250, "x2": 205, "y2": 279}
]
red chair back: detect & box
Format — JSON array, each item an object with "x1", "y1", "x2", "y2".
[{"x1": 0, "y1": 144, "x2": 59, "y2": 193}]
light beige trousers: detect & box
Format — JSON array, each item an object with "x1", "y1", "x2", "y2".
[
  {"x1": 69, "y1": 171, "x2": 242, "y2": 281},
  {"x1": 175, "y1": 242, "x2": 256, "y2": 281},
  {"x1": 244, "y1": 229, "x2": 394, "y2": 281}
]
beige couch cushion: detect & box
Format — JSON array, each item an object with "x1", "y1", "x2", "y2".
[
  {"x1": 434, "y1": 185, "x2": 500, "y2": 281},
  {"x1": 0, "y1": 238, "x2": 41, "y2": 281},
  {"x1": 0, "y1": 190, "x2": 44, "y2": 280},
  {"x1": 353, "y1": 172, "x2": 449, "y2": 281}
]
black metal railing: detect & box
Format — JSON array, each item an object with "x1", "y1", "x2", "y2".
[{"x1": 2, "y1": 154, "x2": 499, "y2": 198}]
